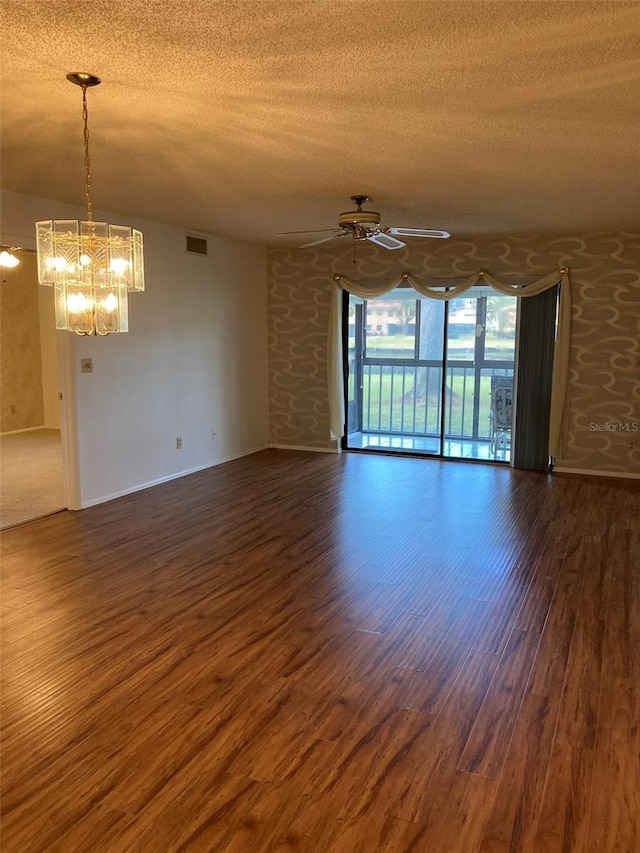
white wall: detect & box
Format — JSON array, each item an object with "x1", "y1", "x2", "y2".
[{"x1": 1, "y1": 190, "x2": 269, "y2": 507}]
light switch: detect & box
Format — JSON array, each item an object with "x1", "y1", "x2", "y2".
[{"x1": 81, "y1": 358, "x2": 93, "y2": 374}]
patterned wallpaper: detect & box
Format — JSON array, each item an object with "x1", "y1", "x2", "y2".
[
  {"x1": 267, "y1": 231, "x2": 640, "y2": 475},
  {"x1": 0, "y1": 254, "x2": 44, "y2": 432}
]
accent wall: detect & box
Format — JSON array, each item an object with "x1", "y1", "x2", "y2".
[
  {"x1": 0, "y1": 252, "x2": 45, "y2": 432},
  {"x1": 268, "y1": 231, "x2": 640, "y2": 477}
]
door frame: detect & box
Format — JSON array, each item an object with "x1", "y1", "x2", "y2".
[{"x1": 57, "y1": 332, "x2": 82, "y2": 510}]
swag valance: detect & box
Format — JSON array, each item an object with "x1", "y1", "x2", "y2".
[{"x1": 328, "y1": 267, "x2": 571, "y2": 458}]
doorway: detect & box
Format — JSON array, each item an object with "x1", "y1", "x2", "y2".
[
  {"x1": 0, "y1": 251, "x2": 66, "y2": 528},
  {"x1": 345, "y1": 284, "x2": 517, "y2": 462}
]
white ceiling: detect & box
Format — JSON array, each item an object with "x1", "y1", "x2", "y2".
[{"x1": 2, "y1": 0, "x2": 640, "y2": 245}]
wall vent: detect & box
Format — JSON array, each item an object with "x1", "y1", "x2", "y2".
[{"x1": 186, "y1": 235, "x2": 208, "y2": 256}]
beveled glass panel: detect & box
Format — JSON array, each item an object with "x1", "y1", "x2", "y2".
[
  {"x1": 54, "y1": 282, "x2": 69, "y2": 330},
  {"x1": 131, "y1": 229, "x2": 145, "y2": 291},
  {"x1": 95, "y1": 285, "x2": 128, "y2": 334},
  {"x1": 108, "y1": 224, "x2": 134, "y2": 289},
  {"x1": 82, "y1": 221, "x2": 109, "y2": 289},
  {"x1": 36, "y1": 221, "x2": 54, "y2": 285},
  {"x1": 52, "y1": 220, "x2": 80, "y2": 283},
  {"x1": 118, "y1": 286, "x2": 129, "y2": 331},
  {"x1": 65, "y1": 283, "x2": 94, "y2": 335}
]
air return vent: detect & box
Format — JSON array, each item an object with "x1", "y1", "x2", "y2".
[{"x1": 186, "y1": 235, "x2": 208, "y2": 256}]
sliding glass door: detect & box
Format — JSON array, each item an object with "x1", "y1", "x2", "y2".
[{"x1": 344, "y1": 285, "x2": 517, "y2": 462}]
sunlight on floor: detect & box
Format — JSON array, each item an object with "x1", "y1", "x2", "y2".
[{"x1": 347, "y1": 432, "x2": 510, "y2": 462}]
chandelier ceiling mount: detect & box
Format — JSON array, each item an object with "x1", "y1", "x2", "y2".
[{"x1": 66, "y1": 72, "x2": 101, "y2": 88}]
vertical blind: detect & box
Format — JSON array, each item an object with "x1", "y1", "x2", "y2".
[{"x1": 513, "y1": 286, "x2": 559, "y2": 470}]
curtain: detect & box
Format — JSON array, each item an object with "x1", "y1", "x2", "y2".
[
  {"x1": 513, "y1": 287, "x2": 559, "y2": 470},
  {"x1": 328, "y1": 267, "x2": 571, "y2": 458}
]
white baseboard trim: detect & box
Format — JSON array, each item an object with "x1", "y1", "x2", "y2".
[
  {"x1": 269, "y1": 443, "x2": 340, "y2": 454},
  {"x1": 0, "y1": 425, "x2": 59, "y2": 436},
  {"x1": 554, "y1": 466, "x2": 640, "y2": 480},
  {"x1": 79, "y1": 445, "x2": 267, "y2": 509}
]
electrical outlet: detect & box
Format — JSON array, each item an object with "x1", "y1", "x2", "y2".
[
  {"x1": 176, "y1": 437, "x2": 182, "y2": 450},
  {"x1": 81, "y1": 358, "x2": 93, "y2": 374},
  {"x1": 211, "y1": 429, "x2": 217, "y2": 440}
]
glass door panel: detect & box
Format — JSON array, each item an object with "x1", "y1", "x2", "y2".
[
  {"x1": 364, "y1": 291, "x2": 417, "y2": 359},
  {"x1": 415, "y1": 296, "x2": 445, "y2": 454},
  {"x1": 444, "y1": 288, "x2": 516, "y2": 461},
  {"x1": 485, "y1": 294, "x2": 517, "y2": 362},
  {"x1": 346, "y1": 299, "x2": 362, "y2": 437},
  {"x1": 444, "y1": 295, "x2": 477, "y2": 457},
  {"x1": 347, "y1": 289, "x2": 444, "y2": 454},
  {"x1": 362, "y1": 291, "x2": 419, "y2": 451}
]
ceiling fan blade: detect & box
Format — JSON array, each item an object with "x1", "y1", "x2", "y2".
[
  {"x1": 299, "y1": 232, "x2": 348, "y2": 248},
  {"x1": 388, "y1": 227, "x2": 451, "y2": 239},
  {"x1": 274, "y1": 228, "x2": 341, "y2": 236},
  {"x1": 366, "y1": 232, "x2": 406, "y2": 250}
]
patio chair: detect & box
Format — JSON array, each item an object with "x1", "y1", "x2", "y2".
[{"x1": 489, "y1": 376, "x2": 512, "y2": 458}]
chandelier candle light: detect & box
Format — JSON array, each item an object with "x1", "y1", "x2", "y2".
[{"x1": 36, "y1": 72, "x2": 144, "y2": 335}]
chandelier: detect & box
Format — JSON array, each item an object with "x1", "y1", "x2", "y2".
[{"x1": 36, "y1": 73, "x2": 144, "y2": 335}]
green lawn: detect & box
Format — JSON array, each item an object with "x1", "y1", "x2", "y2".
[
  {"x1": 365, "y1": 333, "x2": 515, "y2": 360},
  {"x1": 361, "y1": 368, "x2": 503, "y2": 438}
]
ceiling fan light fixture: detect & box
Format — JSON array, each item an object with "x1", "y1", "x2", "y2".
[
  {"x1": 35, "y1": 72, "x2": 145, "y2": 336},
  {"x1": 0, "y1": 249, "x2": 20, "y2": 268}
]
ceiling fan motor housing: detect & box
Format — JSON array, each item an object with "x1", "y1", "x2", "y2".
[{"x1": 338, "y1": 209, "x2": 382, "y2": 230}]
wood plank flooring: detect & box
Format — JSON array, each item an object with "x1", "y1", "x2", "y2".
[{"x1": 1, "y1": 449, "x2": 638, "y2": 852}]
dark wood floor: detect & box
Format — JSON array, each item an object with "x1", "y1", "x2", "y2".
[{"x1": 1, "y1": 450, "x2": 638, "y2": 852}]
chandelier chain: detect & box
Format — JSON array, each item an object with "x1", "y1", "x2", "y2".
[{"x1": 81, "y1": 85, "x2": 93, "y2": 222}]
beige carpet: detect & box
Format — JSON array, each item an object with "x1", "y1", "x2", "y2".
[{"x1": 0, "y1": 428, "x2": 65, "y2": 529}]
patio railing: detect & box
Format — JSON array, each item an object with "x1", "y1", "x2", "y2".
[{"x1": 359, "y1": 361, "x2": 513, "y2": 442}]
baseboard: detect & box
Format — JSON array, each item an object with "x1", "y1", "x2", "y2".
[
  {"x1": 0, "y1": 425, "x2": 57, "y2": 436},
  {"x1": 79, "y1": 445, "x2": 267, "y2": 509},
  {"x1": 269, "y1": 443, "x2": 340, "y2": 454},
  {"x1": 553, "y1": 466, "x2": 640, "y2": 480}
]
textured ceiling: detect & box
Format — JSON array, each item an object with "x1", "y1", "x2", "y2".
[{"x1": 2, "y1": 0, "x2": 640, "y2": 245}]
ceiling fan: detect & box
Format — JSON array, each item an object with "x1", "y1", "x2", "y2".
[{"x1": 275, "y1": 195, "x2": 450, "y2": 250}]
